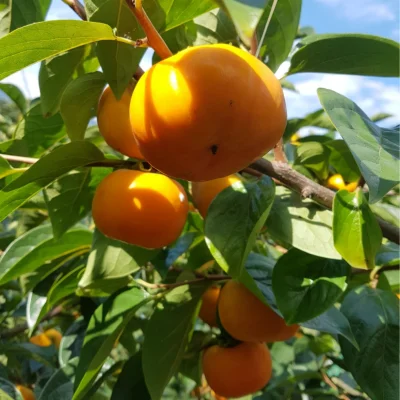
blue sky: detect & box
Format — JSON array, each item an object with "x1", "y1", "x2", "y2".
[{"x1": 4, "y1": 0, "x2": 400, "y2": 126}]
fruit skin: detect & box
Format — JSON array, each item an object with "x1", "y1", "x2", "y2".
[
  {"x1": 198, "y1": 286, "x2": 220, "y2": 327},
  {"x1": 92, "y1": 169, "x2": 188, "y2": 248},
  {"x1": 326, "y1": 174, "x2": 345, "y2": 190},
  {"x1": 130, "y1": 44, "x2": 287, "y2": 181},
  {"x1": 98, "y1": 85, "x2": 143, "y2": 159},
  {"x1": 396, "y1": 293, "x2": 400, "y2": 300},
  {"x1": 192, "y1": 175, "x2": 241, "y2": 217},
  {"x1": 203, "y1": 342, "x2": 272, "y2": 398},
  {"x1": 16, "y1": 385, "x2": 36, "y2": 400},
  {"x1": 345, "y1": 181, "x2": 358, "y2": 192},
  {"x1": 44, "y1": 328, "x2": 62, "y2": 349},
  {"x1": 218, "y1": 280, "x2": 299, "y2": 343},
  {"x1": 29, "y1": 333, "x2": 52, "y2": 347}
]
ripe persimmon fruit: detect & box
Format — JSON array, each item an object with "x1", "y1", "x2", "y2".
[
  {"x1": 218, "y1": 280, "x2": 299, "y2": 343},
  {"x1": 192, "y1": 174, "x2": 241, "y2": 217},
  {"x1": 345, "y1": 181, "x2": 358, "y2": 192},
  {"x1": 16, "y1": 385, "x2": 36, "y2": 400},
  {"x1": 92, "y1": 169, "x2": 188, "y2": 248},
  {"x1": 326, "y1": 174, "x2": 345, "y2": 191},
  {"x1": 199, "y1": 285, "x2": 220, "y2": 327},
  {"x1": 130, "y1": 44, "x2": 286, "y2": 181},
  {"x1": 203, "y1": 342, "x2": 272, "y2": 398},
  {"x1": 29, "y1": 333, "x2": 52, "y2": 347},
  {"x1": 44, "y1": 328, "x2": 62, "y2": 349},
  {"x1": 98, "y1": 85, "x2": 143, "y2": 160}
]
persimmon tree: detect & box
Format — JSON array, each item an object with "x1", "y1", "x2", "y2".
[{"x1": 0, "y1": 0, "x2": 399, "y2": 399}]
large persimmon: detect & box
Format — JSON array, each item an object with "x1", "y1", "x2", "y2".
[
  {"x1": 203, "y1": 342, "x2": 272, "y2": 398},
  {"x1": 98, "y1": 85, "x2": 143, "y2": 159},
  {"x1": 218, "y1": 280, "x2": 299, "y2": 343},
  {"x1": 92, "y1": 170, "x2": 188, "y2": 248},
  {"x1": 130, "y1": 44, "x2": 286, "y2": 181}
]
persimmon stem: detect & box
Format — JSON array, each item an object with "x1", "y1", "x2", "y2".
[
  {"x1": 135, "y1": 275, "x2": 230, "y2": 290},
  {"x1": 0, "y1": 154, "x2": 37, "y2": 164},
  {"x1": 273, "y1": 138, "x2": 288, "y2": 163},
  {"x1": 125, "y1": 0, "x2": 172, "y2": 59}
]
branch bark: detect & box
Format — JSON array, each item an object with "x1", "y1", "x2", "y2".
[
  {"x1": 62, "y1": 0, "x2": 87, "y2": 20},
  {"x1": 250, "y1": 158, "x2": 400, "y2": 244}
]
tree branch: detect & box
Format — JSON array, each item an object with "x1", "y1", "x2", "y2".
[
  {"x1": 249, "y1": 158, "x2": 400, "y2": 244},
  {"x1": 61, "y1": 0, "x2": 87, "y2": 20}
]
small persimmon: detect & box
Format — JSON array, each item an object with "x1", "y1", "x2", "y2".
[
  {"x1": 345, "y1": 181, "x2": 358, "y2": 192},
  {"x1": 16, "y1": 385, "x2": 36, "y2": 400},
  {"x1": 203, "y1": 342, "x2": 272, "y2": 398},
  {"x1": 44, "y1": 328, "x2": 62, "y2": 349},
  {"x1": 97, "y1": 85, "x2": 143, "y2": 159},
  {"x1": 199, "y1": 286, "x2": 221, "y2": 327},
  {"x1": 326, "y1": 174, "x2": 345, "y2": 190},
  {"x1": 29, "y1": 333, "x2": 52, "y2": 347},
  {"x1": 218, "y1": 280, "x2": 299, "y2": 343},
  {"x1": 92, "y1": 170, "x2": 188, "y2": 248},
  {"x1": 130, "y1": 44, "x2": 286, "y2": 181},
  {"x1": 191, "y1": 175, "x2": 241, "y2": 217}
]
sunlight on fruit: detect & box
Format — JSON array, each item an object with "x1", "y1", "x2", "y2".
[
  {"x1": 130, "y1": 44, "x2": 287, "y2": 181},
  {"x1": 29, "y1": 333, "x2": 52, "y2": 347},
  {"x1": 326, "y1": 174, "x2": 346, "y2": 190},
  {"x1": 16, "y1": 385, "x2": 36, "y2": 400},
  {"x1": 43, "y1": 328, "x2": 62, "y2": 349}
]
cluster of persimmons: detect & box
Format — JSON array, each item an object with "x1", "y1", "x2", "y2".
[{"x1": 92, "y1": 43, "x2": 291, "y2": 398}]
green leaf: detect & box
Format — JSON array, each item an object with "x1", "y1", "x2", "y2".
[
  {"x1": 73, "y1": 287, "x2": 149, "y2": 400},
  {"x1": 340, "y1": 286, "x2": 399, "y2": 400},
  {"x1": 78, "y1": 230, "x2": 159, "y2": 296},
  {"x1": 0, "y1": 141, "x2": 105, "y2": 222},
  {"x1": 26, "y1": 292, "x2": 47, "y2": 329},
  {"x1": 205, "y1": 176, "x2": 275, "y2": 278},
  {"x1": 10, "y1": 0, "x2": 43, "y2": 31},
  {"x1": 295, "y1": 141, "x2": 330, "y2": 180},
  {"x1": 0, "y1": 224, "x2": 92, "y2": 284},
  {"x1": 39, "y1": 47, "x2": 86, "y2": 117},
  {"x1": 60, "y1": 72, "x2": 106, "y2": 140},
  {"x1": 301, "y1": 307, "x2": 358, "y2": 349},
  {"x1": 318, "y1": 88, "x2": 399, "y2": 203},
  {"x1": 0, "y1": 379, "x2": 19, "y2": 400},
  {"x1": 376, "y1": 242, "x2": 399, "y2": 267},
  {"x1": 0, "y1": 83, "x2": 27, "y2": 113},
  {"x1": 111, "y1": 353, "x2": 150, "y2": 400},
  {"x1": 0, "y1": 0, "x2": 11, "y2": 38},
  {"x1": 326, "y1": 140, "x2": 361, "y2": 183},
  {"x1": 14, "y1": 103, "x2": 66, "y2": 157},
  {"x1": 44, "y1": 168, "x2": 110, "y2": 238},
  {"x1": 256, "y1": 0, "x2": 302, "y2": 72},
  {"x1": 0, "y1": 20, "x2": 115, "y2": 81},
  {"x1": 333, "y1": 189, "x2": 382, "y2": 270},
  {"x1": 85, "y1": 0, "x2": 144, "y2": 98},
  {"x1": 143, "y1": 283, "x2": 208, "y2": 400},
  {"x1": 288, "y1": 34, "x2": 400, "y2": 77},
  {"x1": 59, "y1": 318, "x2": 87, "y2": 367},
  {"x1": 38, "y1": 358, "x2": 79, "y2": 400},
  {"x1": 220, "y1": 0, "x2": 267, "y2": 46},
  {"x1": 0, "y1": 157, "x2": 24, "y2": 180},
  {"x1": 0, "y1": 342, "x2": 55, "y2": 365},
  {"x1": 378, "y1": 270, "x2": 400, "y2": 293},
  {"x1": 267, "y1": 187, "x2": 341, "y2": 259},
  {"x1": 272, "y1": 248, "x2": 350, "y2": 323}
]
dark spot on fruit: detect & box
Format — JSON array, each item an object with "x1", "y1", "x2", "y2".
[
  {"x1": 229, "y1": 100, "x2": 233, "y2": 106},
  {"x1": 210, "y1": 145, "x2": 218, "y2": 155}
]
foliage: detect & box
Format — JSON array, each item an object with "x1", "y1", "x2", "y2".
[{"x1": 0, "y1": 0, "x2": 398, "y2": 399}]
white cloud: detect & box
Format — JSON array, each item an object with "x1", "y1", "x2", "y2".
[
  {"x1": 283, "y1": 74, "x2": 400, "y2": 127},
  {"x1": 316, "y1": 0, "x2": 397, "y2": 21}
]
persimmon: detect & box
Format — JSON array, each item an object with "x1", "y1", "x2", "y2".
[
  {"x1": 218, "y1": 280, "x2": 299, "y2": 343},
  {"x1": 92, "y1": 169, "x2": 188, "y2": 248},
  {"x1": 44, "y1": 328, "x2": 62, "y2": 349},
  {"x1": 345, "y1": 181, "x2": 358, "y2": 192},
  {"x1": 98, "y1": 85, "x2": 143, "y2": 159},
  {"x1": 192, "y1": 174, "x2": 241, "y2": 217},
  {"x1": 16, "y1": 385, "x2": 36, "y2": 400},
  {"x1": 199, "y1": 286, "x2": 220, "y2": 327},
  {"x1": 397, "y1": 293, "x2": 400, "y2": 300},
  {"x1": 29, "y1": 333, "x2": 52, "y2": 347},
  {"x1": 203, "y1": 342, "x2": 272, "y2": 398},
  {"x1": 130, "y1": 44, "x2": 286, "y2": 181},
  {"x1": 326, "y1": 174, "x2": 345, "y2": 190}
]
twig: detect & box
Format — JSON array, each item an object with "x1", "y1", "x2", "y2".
[
  {"x1": 250, "y1": 33, "x2": 258, "y2": 56},
  {"x1": 134, "y1": 66, "x2": 146, "y2": 81},
  {"x1": 0, "y1": 154, "x2": 37, "y2": 164},
  {"x1": 0, "y1": 306, "x2": 64, "y2": 339},
  {"x1": 249, "y1": 158, "x2": 400, "y2": 244},
  {"x1": 125, "y1": 0, "x2": 172, "y2": 59},
  {"x1": 61, "y1": 0, "x2": 87, "y2": 20},
  {"x1": 357, "y1": 175, "x2": 366, "y2": 189},
  {"x1": 135, "y1": 274, "x2": 229, "y2": 290}
]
